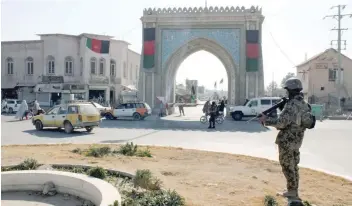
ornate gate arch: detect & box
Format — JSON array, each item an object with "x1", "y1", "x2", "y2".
[
  {"x1": 139, "y1": 6, "x2": 265, "y2": 112},
  {"x1": 163, "y1": 37, "x2": 237, "y2": 105}
]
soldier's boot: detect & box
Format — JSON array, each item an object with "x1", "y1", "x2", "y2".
[{"x1": 277, "y1": 190, "x2": 299, "y2": 198}]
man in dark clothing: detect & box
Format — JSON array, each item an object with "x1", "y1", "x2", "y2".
[{"x1": 208, "y1": 101, "x2": 217, "y2": 129}]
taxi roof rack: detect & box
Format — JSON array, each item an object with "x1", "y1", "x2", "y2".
[{"x1": 65, "y1": 100, "x2": 93, "y2": 104}]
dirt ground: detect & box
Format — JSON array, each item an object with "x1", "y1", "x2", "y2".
[{"x1": 2, "y1": 144, "x2": 352, "y2": 206}]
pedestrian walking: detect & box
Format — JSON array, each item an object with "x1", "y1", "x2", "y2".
[
  {"x1": 178, "y1": 98, "x2": 185, "y2": 116},
  {"x1": 208, "y1": 101, "x2": 217, "y2": 129},
  {"x1": 15, "y1": 100, "x2": 28, "y2": 121}
]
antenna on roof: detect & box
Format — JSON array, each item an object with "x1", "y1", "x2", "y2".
[
  {"x1": 205, "y1": 0, "x2": 207, "y2": 8},
  {"x1": 305, "y1": 53, "x2": 308, "y2": 61}
]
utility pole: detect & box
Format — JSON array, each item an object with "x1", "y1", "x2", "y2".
[{"x1": 324, "y1": 5, "x2": 352, "y2": 109}]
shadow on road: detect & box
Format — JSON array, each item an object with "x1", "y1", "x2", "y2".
[
  {"x1": 100, "y1": 130, "x2": 161, "y2": 143},
  {"x1": 99, "y1": 117, "x2": 268, "y2": 133},
  {"x1": 23, "y1": 128, "x2": 91, "y2": 138}
]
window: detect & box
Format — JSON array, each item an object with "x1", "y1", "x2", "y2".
[
  {"x1": 328, "y1": 68, "x2": 337, "y2": 81},
  {"x1": 47, "y1": 55, "x2": 55, "y2": 74},
  {"x1": 80, "y1": 57, "x2": 83, "y2": 76},
  {"x1": 68, "y1": 106, "x2": 79, "y2": 114},
  {"x1": 90, "y1": 57, "x2": 96, "y2": 74},
  {"x1": 47, "y1": 106, "x2": 60, "y2": 115},
  {"x1": 136, "y1": 103, "x2": 145, "y2": 108},
  {"x1": 58, "y1": 107, "x2": 67, "y2": 114},
  {"x1": 99, "y1": 58, "x2": 105, "y2": 75},
  {"x1": 6, "y1": 57, "x2": 14, "y2": 75},
  {"x1": 135, "y1": 66, "x2": 139, "y2": 80},
  {"x1": 130, "y1": 64, "x2": 132, "y2": 80},
  {"x1": 248, "y1": 100, "x2": 258, "y2": 107},
  {"x1": 25, "y1": 57, "x2": 34, "y2": 75},
  {"x1": 320, "y1": 87, "x2": 325, "y2": 91},
  {"x1": 123, "y1": 62, "x2": 127, "y2": 78},
  {"x1": 116, "y1": 104, "x2": 126, "y2": 109},
  {"x1": 125, "y1": 103, "x2": 134, "y2": 109},
  {"x1": 260, "y1": 99, "x2": 271, "y2": 105},
  {"x1": 272, "y1": 99, "x2": 281, "y2": 105},
  {"x1": 65, "y1": 56, "x2": 74, "y2": 75},
  {"x1": 110, "y1": 60, "x2": 116, "y2": 76}
]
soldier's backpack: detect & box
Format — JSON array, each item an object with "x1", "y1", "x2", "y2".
[{"x1": 301, "y1": 103, "x2": 316, "y2": 129}]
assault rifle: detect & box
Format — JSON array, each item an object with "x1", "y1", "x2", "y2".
[{"x1": 247, "y1": 97, "x2": 288, "y2": 128}]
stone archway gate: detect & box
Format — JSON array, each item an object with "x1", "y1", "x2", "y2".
[{"x1": 138, "y1": 6, "x2": 265, "y2": 112}]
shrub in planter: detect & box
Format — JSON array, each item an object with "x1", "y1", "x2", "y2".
[
  {"x1": 133, "y1": 169, "x2": 162, "y2": 191},
  {"x1": 18, "y1": 158, "x2": 39, "y2": 170},
  {"x1": 88, "y1": 166, "x2": 106, "y2": 179},
  {"x1": 122, "y1": 189, "x2": 185, "y2": 206}
]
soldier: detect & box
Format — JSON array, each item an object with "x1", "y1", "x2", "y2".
[{"x1": 259, "y1": 77, "x2": 312, "y2": 199}]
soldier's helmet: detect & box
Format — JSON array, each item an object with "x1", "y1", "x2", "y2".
[{"x1": 284, "y1": 77, "x2": 303, "y2": 91}]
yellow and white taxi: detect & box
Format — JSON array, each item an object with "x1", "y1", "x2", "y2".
[{"x1": 32, "y1": 100, "x2": 101, "y2": 133}]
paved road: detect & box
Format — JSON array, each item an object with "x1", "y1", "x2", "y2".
[{"x1": 1, "y1": 106, "x2": 351, "y2": 180}]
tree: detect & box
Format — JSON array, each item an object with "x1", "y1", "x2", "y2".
[
  {"x1": 266, "y1": 81, "x2": 278, "y2": 95},
  {"x1": 281, "y1": 72, "x2": 296, "y2": 87}
]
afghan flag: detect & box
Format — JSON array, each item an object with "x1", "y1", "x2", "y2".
[
  {"x1": 143, "y1": 28, "x2": 155, "y2": 69},
  {"x1": 246, "y1": 30, "x2": 260, "y2": 72},
  {"x1": 86, "y1": 38, "x2": 110, "y2": 54}
]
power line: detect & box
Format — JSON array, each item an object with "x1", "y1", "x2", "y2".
[
  {"x1": 324, "y1": 5, "x2": 352, "y2": 108},
  {"x1": 268, "y1": 31, "x2": 297, "y2": 67}
]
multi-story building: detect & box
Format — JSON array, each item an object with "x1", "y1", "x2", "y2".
[
  {"x1": 1, "y1": 33, "x2": 140, "y2": 106},
  {"x1": 296, "y1": 48, "x2": 352, "y2": 104}
]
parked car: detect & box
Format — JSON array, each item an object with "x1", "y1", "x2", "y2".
[
  {"x1": 229, "y1": 97, "x2": 282, "y2": 121},
  {"x1": 2, "y1": 99, "x2": 22, "y2": 113},
  {"x1": 91, "y1": 101, "x2": 111, "y2": 117},
  {"x1": 105, "y1": 102, "x2": 152, "y2": 120},
  {"x1": 32, "y1": 100, "x2": 101, "y2": 133}
]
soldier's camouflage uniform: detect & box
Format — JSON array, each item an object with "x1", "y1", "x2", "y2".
[{"x1": 265, "y1": 93, "x2": 311, "y2": 196}]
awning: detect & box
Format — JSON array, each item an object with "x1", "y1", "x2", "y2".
[
  {"x1": 121, "y1": 85, "x2": 138, "y2": 91},
  {"x1": 35, "y1": 83, "x2": 63, "y2": 93},
  {"x1": 15, "y1": 83, "x2": 36, "y2": 87}
]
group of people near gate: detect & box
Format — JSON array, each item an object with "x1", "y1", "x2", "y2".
[{"x1": 202, "y1": 100, "x2": 225, "y2": 129}]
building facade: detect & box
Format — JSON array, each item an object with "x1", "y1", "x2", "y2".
[
  {"x1": 1, "y1": 33, "x2": 140, "y2": 106},
  {"x1": 296, "y1": 48, "x2": 352, "y2": 104}
]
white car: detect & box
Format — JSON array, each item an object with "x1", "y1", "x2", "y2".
[
  {"x1": 2, "y1": 99, "x2": 22, "y2": 113},
  {"x1": 229, "y1": 97, "x2": 282, "y2": 121},
  {"x1": 91, "y1": 102, "x2": 111, "y2": 116},
  {"x1": 105, "y1": 102, "x2": 152, "y2": 120}
]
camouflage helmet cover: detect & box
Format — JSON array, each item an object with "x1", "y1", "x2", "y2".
[{"x1": 284, "y1": 77, "x2": 303, "y2": 91}]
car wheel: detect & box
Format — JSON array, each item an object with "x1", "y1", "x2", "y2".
[
  {"x1": 232, "y1": 112, "x2": 243, "y2": 121},
  {"x1": 133, "y1": 113, "x2": 141, "y2": 121},
  {"x1": 85, "y1": 126, "x2": 93, "y2": 132},
  {"x1": 8, "y1": 107, "x2": 13, "y2": 113},
  {"x1": 105, "y1": 113, "x2": 114, "y2": 120},
  {"x1": 35, "y1": 120, "x2": 43, "y2": 131},
  {"x1": 64, "y1": 121, "x2": 74, "y2": 134},
  {"x1": 200, "y1": 116, "x2": 207, "y2": 124}
]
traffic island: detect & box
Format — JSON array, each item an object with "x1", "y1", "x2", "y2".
[{"x1": 2, "y1": 144, "x2": 352, "y2": 206}]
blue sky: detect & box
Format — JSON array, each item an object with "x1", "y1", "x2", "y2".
[{"x1": 1, "y1": 0, "x2": 351, "y2": 90}]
